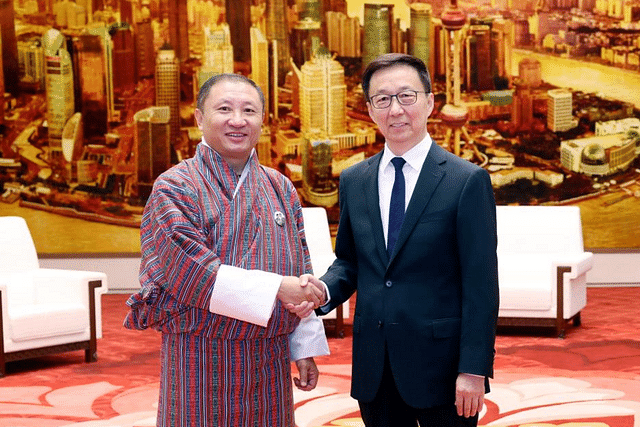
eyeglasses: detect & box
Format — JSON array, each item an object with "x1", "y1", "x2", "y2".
[{"x1": 368, "y1": 90, "x2": 428, "y2": 109}]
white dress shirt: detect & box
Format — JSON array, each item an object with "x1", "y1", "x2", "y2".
[{"x1": 378, "y1": 135, "x2": 432, "y2": 247}]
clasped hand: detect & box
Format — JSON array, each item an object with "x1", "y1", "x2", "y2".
[{"x1": 277, "y1": 274, "x2": 326, "y2": 318}]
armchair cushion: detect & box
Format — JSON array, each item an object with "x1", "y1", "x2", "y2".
[{"x1": 9, "y1": 304, "x2": 88, "y2": 342}]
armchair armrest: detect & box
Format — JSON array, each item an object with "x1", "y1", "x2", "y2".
[
  {"x1": 30, "y1": 269, "x2": 108, "y2": 304},
  {"x1": 552, "y1": 252, "x2": 594, "y2": 279}
]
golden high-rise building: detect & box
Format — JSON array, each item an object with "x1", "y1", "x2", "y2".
[
  {"x1": 363, "y1": 3, "x2": 394, "y2": 66},
  {"x1": 295, "y1": 52, "x2": 346, "y2": 137},
  {"x1": 43, "y1": 28, "x2": 75, "y2": 159},
  {"x1": 202, "y1": 23, "x2": 234, "y2": 74},
  {"x1": 266, "y1": 0, "x2": 290, "y2": 85},
  {"x1": 155, "y1": 45, "x2": 181, "y2": 149},
  {"x1": 325, "y1": 11, "x2": 361, "y2": 58},
  {"x1": 547, "y1": 89, "x2": 574, "y2": 133},
  {"x1": 409, "y1": 3, "x2": 433, "y2": 76},
  {"x1": 196, "y1": 23, "x2": 234, "y2": 92},
  {"x1": 18, "y1": 38, "x2": 45, "y2": 90},
  {"x1": 251, "y1": 26, "x2": 270, "y2": 121}
]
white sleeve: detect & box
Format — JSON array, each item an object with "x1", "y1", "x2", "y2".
[
  {"x1": 209, "y1": 264, "x2": 282, "y2": 327},
  {"x1": 289, "y1": 312, "x2": 330, "y2": 361}
]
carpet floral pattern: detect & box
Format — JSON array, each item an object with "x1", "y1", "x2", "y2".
[{"x1": 1, "y1": 287, "x2": 639, "y2": 427}]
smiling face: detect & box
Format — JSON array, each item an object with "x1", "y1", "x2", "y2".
[
  {"x1": 366, "y1": 64, "x2": 435, "y2": 156},
  {"x1": 194, "y1": 78, "x2": 264, "y2": 173}
]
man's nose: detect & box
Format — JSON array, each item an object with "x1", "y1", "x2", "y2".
[
  {"x1": 229, "y1": 111, "x2": 246, "y2": 125},
  {"x1": 388, "y1": 96, "x2": 404, "y2": 114}
]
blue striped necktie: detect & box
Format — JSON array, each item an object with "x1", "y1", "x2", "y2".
[{"x1": 387, "y1": 157, "x2": 406, "y2": 257}]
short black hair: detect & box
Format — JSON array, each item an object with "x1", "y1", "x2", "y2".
[
  {"x1": 362, "y1": 53, "x2": 432, "y2": 101},
  {"x1": 196, "y1": 73, "x2": 265, "y2": 114}
]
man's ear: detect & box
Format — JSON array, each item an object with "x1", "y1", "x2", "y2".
[
  {"x1": 425, "y1": 93, "x2": 435, "y2": 118},
  {"x1": 366, "y1": 101, "x2": 375, "y2": 122},
  {"x1": 194, "y1": 109, "x2": 203, "y2": 129}
]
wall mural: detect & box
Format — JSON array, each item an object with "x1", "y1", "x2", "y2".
[{"x1": 1, "y1": 0, "x2": 639, "y2": 254}]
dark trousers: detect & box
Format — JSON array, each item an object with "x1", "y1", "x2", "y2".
[{"x1": 358, "y1": 352, "x2": 479, "y2": 427}]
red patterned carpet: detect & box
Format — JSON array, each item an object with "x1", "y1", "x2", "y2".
[{"x1": 1, "y1": 287, "x2": 639, "y2": 427}]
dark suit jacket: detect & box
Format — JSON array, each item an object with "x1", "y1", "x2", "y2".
[{"x1": 318, "y1": 143, "x2": 499, "y2": 409}]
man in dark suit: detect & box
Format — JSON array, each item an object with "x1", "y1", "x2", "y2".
[{"x1": 296, "y1": 53, "x2": 499, "y2": 426}]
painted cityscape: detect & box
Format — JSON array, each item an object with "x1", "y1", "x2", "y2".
[{"x1": 1, "y1": 0, "x2": 640, "y2": 253}]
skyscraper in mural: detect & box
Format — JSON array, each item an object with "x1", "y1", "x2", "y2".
[
  {"x1": 111, "y1": 24, "x2": 136, "y2": 96},
  {"x1": 363, "y1": 3, "x2": 393, "y2": 66},
  {"x1": 409, "y1": 3, "x2": 432, "y2": 73},
  {"x1": 155, "y1": 44, "x2": 180, "y2": 159},
  {"x1": 197, "y1": 23, "x2": 234, "y2": 90},
  {"x1": 292, "y1": 51, "x2": 346, "y2": 207},
  {"x1": 43, "y1": 28, "x2": 75, "y2": 160},
  {"x1": 167, "y1": 0, "x2": 189, "y2": 62},
  {"x1": 0, "y1": 0, "x2": 19, "y2": 96},
  {"x1": 325, "y1": 11, "x2": 361, "y2": 58},
  {"x1": 547, "y1": 89, "x2": 574, "y2": 132},
  {"x1": 134, "y1": 106, "x2": 171, "y2": 201},
  {"x1": 466, "y1": 24, "x2": 493, "y2": 91},
  {"x1": 18, "y1": 37, "x2": 46, "y2": 90},
  {"x1": 251, "y1": 25, "x2": 270, "y2": 121},
  {"x1": 225, "y1": 0, "x2": 250, "y2": 62},
  {"x1": 296, "y1": 51, "x2": 347, "y2": 137},
  {"x1": 135, "y1": 17, "x2": 155, "y2": 78},
  {"x1": 72, "y1": 34, "x2": 109, "y2": 139},
  {"x1": 266, "y1": 0, "x2": 290, "y2": 85}
]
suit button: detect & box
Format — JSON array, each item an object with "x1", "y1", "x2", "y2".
[
  {"x1": 385, "y1": 280, "x2": 392, "y2": 288},
  {"x1": 378, "y1": 320, "x2": 383, "y2": 328}
]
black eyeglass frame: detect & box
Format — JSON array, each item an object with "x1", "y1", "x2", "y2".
[{"x1": 368, "y1": 90, "x2": 429, "y2": 109}]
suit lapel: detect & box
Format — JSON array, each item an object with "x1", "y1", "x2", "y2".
[
  {"x1": 388, "y1": 144, "x2": 447, "y2": 264},
  {"x1": 362, "y1": 151, "x2": 389, "y2": 264}
]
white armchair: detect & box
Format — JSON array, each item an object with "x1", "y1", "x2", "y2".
[
  {"x1": 302, "y1": 207, "x2": 349, "y2": 338},
  {"x1": 496, "y1": 206, "x2": 593, "y2": 337},
  {"x1": 0, "y1": 216, "x2": 108, "y2": 376}
]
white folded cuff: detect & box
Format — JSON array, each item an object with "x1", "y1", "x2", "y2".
[
  {"x1": 289, "y1": 312, "x2": 330, "y2": 361},
  {"x1": 209, "y1": 265, "x2": 282, "y2": 327}
]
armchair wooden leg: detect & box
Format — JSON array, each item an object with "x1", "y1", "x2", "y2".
[
  {"x1": 85, "y1": 347, "x2": 97, "y2": 363},
  {"x1": 86, "y1": 280, "x2": 103, "y2": 364},
  {"x1": 573, "y1": 312, "x2": 582, "y2": 327}
]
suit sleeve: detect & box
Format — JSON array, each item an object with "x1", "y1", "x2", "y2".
[
  {"x1": 318, "y1": 171, "x2": 359, "y2": 314},
  {"x1": 456, "y1": 167, "x2": 499, "y2": 378}
]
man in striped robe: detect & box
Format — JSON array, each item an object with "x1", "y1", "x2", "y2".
[{"x1": 124, "y1": 74, "x2": 330, "y2": 426}]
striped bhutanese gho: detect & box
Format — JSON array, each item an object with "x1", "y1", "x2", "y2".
[{"x1": 124, "y1": 143, "x2": 312, "y2": 426}]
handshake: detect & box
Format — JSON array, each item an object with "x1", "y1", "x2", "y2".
[{"x1": 277, "y1": 274, "x2": 326, "y2": 318}]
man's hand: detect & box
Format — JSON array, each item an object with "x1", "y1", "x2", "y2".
[
  {"x1": 285, "y1": 274, "x2": 327, "y2": 318},
  {"x1": 294, "y1": 357, "x2": 319, "y2": 391},
  {"x1": 455, "y1": 373, "x2": 485, "y2": 418},
  {"x1": 277, "y1": 276, "x2": 323, "y2": 309}
]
